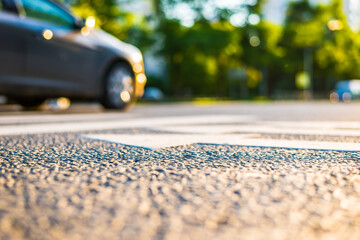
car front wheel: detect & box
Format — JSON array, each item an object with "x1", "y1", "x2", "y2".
[{"x1": 101, "y1": 63, "x2": 135, "y2": 110}]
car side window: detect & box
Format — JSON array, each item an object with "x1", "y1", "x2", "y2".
[
  {"x1": 1, "y1": 0, "x2": 18, "y2": 14},
  {"x1": 20, "y1": 0, "x2": 74, "y2": 28}
]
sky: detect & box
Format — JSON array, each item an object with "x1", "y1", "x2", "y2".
[
  {"x1": 263, "y1": 0, "x2": 360, "y2": 31},
  {"x1": 262, "y1": 0, "x2": 288, "y2": 24},
  {"x1": 263, "y1": 0, "x2": 331, "y2": 24},
  {"x1": 344, "y1": 0, "x2": 360, "y2": 30}
]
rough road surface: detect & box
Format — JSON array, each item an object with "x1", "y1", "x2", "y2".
[{"x1": 0, "y1": 102, "x2": 359, "y2": 240}]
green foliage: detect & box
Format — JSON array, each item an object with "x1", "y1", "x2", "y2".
[
  {"x1": 155, "y1": 18, "x2": 241, "y2": 96},
  {"x1": 279, "y1": 0, "x2": 360, "y2": 92},
  {"x1": 65, "y1": 0, "x2": 153, "y2": 48}
]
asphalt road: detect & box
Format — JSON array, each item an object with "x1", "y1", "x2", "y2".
[{"x1": 0, "y1": 101, "x2": 359, "y2": 240}]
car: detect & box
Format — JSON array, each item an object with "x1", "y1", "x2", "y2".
[
  {"x1": 0, "y1": 0, "x2": 146, "y2": 110},
  {"x1": 329, "y1": 80, "x2": 360, "y2": 103}
]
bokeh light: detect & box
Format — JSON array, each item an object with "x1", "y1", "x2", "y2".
[
  {"x1": 249, "y1": 36, "x2": 260, "y2": 47},
  {"x1": 327, "y1": 19, "x2": 343, "y2": 31},
  {"x1": 85, "y1": 16, "x2": 96, "y2": 28},
  {"x1": 120, "y1": 91, "x2": 131, "y2": 103},
  {"x1": 42, "y1": 29, "x2": 53, "y2": 40}
]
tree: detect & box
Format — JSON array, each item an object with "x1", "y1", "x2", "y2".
[
  {"x1": 62, "y1": 0, "x2": 153, "y2": 49},
  {"x1": 280, "y1": 0, "x2": 360, "y2": 94}
]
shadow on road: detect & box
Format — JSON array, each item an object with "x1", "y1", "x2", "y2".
[{"x1": 0, "y1": 103, "x2": 106, "y2": 115}]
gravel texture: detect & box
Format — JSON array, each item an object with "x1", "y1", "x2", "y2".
[{"x1": 0, "y1": 132, "x2": 360, "y2": 240}]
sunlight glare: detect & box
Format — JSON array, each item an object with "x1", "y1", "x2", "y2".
[{"x1": 120, "y1": 91, "x2": 131, "y2": 103}]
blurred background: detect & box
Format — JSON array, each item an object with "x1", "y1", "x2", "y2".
[{"x1": 62, "y1": 0, "x2": 360, "y2": 101}]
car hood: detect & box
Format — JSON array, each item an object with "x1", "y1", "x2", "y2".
[{"x1": 84, "y1": 29, "x2": 143, "y2": 64}]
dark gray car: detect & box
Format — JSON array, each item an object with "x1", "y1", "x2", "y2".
[{"x1": 0, "y1": 0, "x2": 147, "y2": 109}]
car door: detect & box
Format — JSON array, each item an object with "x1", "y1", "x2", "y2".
[
  {"x1": 0, "y1": 0, "x2": 27, "y2": 94},
  {"x1": 19, "y1": 0, "x2": 99, "y2": 97}
]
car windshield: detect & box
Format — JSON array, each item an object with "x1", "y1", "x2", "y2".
[
  {"x1": 335, "y1": 81, "x2": 350, "y2": 90},
  {"x1": 21, "y1": 0, "x2": 74, "y2": 28},
  {"x1": 0, "y1": 0, "x2": 19, "y2": 14}
]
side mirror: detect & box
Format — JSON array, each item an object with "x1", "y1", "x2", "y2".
[
  {"x1": 73, "y1": 18, "x2": 85, "y2": 30},
  {"x1": 74, "y1": 17, "x2": 96, "y2": 30}
]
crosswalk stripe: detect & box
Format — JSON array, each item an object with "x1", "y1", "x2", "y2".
[{"x1": 82, "y1": 133, "x2": 360, "y2": 151}]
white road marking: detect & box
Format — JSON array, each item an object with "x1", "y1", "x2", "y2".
[
  {"x1": 263, "y1": 121, "x2": 360, "y2": 129},
  {"x1": 81, "y1": 117, "x2": 360, "y2": 151},
  {"x1": 150, "y1": 124, "x2": 360, "y2": 136},
  {"x1": 1, "y1": 113, "x2": 359, "y2": 151},
  {"x1": 82, "y1": 133, "x2": 360, "y2": 151},
  {"x1": 82, "y1": 134, "x2": 259, "y2": 150},
  {"x1": 0, "y1": 115, "x2": 253, "y2": 136}
]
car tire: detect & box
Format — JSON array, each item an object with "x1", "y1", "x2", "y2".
[
  {"x1": 101, "y1": 63, "x2": 135, "y2": 110},
  {"x1": 342, "y1": 92, "x2": 352, "y2": 103}
]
